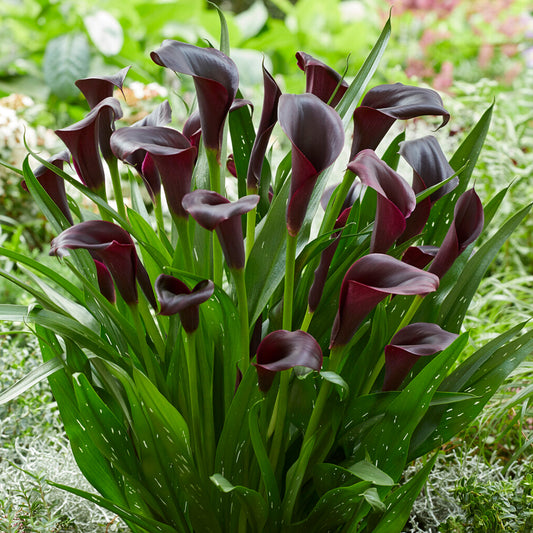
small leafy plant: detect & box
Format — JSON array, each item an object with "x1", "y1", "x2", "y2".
[{"x1": 1, "y1": 11, "x2": 531, "y2": 533}]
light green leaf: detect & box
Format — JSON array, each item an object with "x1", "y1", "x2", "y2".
[
  {"x1": 235, "y1": 1, "x2": 268, "y2": 40},
  {"x1": 43, "y1": 33, "x2": 90, "y2": 100},
  {"x1": 0, "y1": 357, "x2": 62, "y2": 405},
  {"x1": 320, "y1": 371, "x2": 349, "y2": 400},
  {"x1": 348, "y1": 461, "x2": 395, "y2": 487},
  {"x1": 210, "y1": 473, "x2": 268, "y2": 531}
]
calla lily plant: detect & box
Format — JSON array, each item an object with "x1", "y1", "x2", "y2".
[{"x1": 1, "y1": 11, "x2": 532, "y2": 533}]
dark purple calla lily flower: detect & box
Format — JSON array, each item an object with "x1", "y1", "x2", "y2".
[
  {"x1": 330, "y1": 254, "x2": 439, "y2": 348},
  {"x1": 308, "y1": 207, "x2": 351, "y2": 313},
  {"x1": 398, "y1": 136, "x2": 458, "y2": 243},
  {"x1": 151, "y1": 40, "x2": 239, "y2": 157},
  {"x1": 428, "y1": 188, "x2": 484, "y2": 279},
  {"x1": 155, "y1": 275, "x2": 214, "y2": 333},
  {"x1": 55, "y1": 97, "x2": 123, "y2": 194},
  {"x1": 350, "y1": 83, "x2": 450, "y2": 159},
  {"x1": 133, "y1": 100, "x2": 172, "y2": 128},
  {"x1": 22, "y1": 150, "x2": 73, "y2": 224},
  {"x1": 296, "y1": 51, "x2": 348, "y2": 107},
  {"x1": 247, "y1": 64, "x2": 281, "y2": 191},
  {"x1": 401, "y1": 245, "x2": 439, "y2": 270},
  {"x1": 253, "y1": 330, "x2": 323, "y2": 393},
  {"x1": 49, "y1": 220, "x2": 156, "y2": 307},
  {"x1": 75, "y1": 67, "x2": 130, "y2": 161},
  {"x1": 382, "y1": 322, "x2": 459, "y2": 391},
  {"x1": 348, "y1": 150, "x2": 416, "y2": 253},
  {"x1": 183, "y1": 111, "x2": 202, "y2": 151},
  {"x1": 94, "y1": 259, "x2": 116, "y2": 304},
  {"x1": 110, "y1": 126, "x2": 196, "y2": 216},
  {"x1": 279, "y1": 93, "x2": 344, "y2": 237},
  {"x1": 182, "y1": 190, "x2": 259, "y2": 270},
  {"x1": 75, "y1": 67, "x2": 130, "y2": 108}
]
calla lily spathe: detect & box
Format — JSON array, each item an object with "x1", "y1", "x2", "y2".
[
  {"x1": 151, "y1": 40, "x2": 239, "y2": 157},
  {"x1": 279, "y1": 93, "x2": 344, "y2": 237},
  {"x1": 49, "y1": 220, "x2": 155, "y2": 307},
  {"x1": 254, "y1": 329, "x2": 323, "y2": 392},
  {"x1": 330, "y1": 254, "x2": 440, "y2": 348}
]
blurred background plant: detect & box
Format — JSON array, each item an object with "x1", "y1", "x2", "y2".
[{"x1": 0, "y1": 0, "x2": 532, "y2": 531}]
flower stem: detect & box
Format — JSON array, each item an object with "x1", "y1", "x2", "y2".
[
  {"x1": 206, "y1": 149, "x2": 224, "y2": 285},
  {"x1": 130, "y1": 303, "x2": 157, "y2": 383},
  {"x1": 232, "y1": 267, "x2": 250, "y2": 374},
  {"x1": 283, "y1": 232, "x2": 298, "y2": 331},
  {"x1": 173, "y1": 215, "x2": 194, "y2": 272},
  {"x1": 184, "y1": 330, "x2": 205, "y2": 475},
  {"x1": 282, "y1": 345, "x2": 344, "y2": 523},
  {"x1": 154, "y1": 195, "x2": 165, "y2": 240},
  {"x1": 107, "y1": 157, "x2": 127, "y2": 221},
  {"x1": 300, "y1": 306, "x2": 314, "y2": 332},
  {"x1": 245, "y1": 186, "x2": 258, "y2": 261},
  {"x1": 320, "y1": 168, "x2": 355, "y2": 234}
]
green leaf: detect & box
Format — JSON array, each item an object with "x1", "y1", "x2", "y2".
[
  {"x1": 409, "y1": 325, "x2": 533, "y2": 460},
  {"x1": 358, "y1": 334, "x2": 468, "y2": 480},
  {"x1": 73, "y1": 373, "x2": 138, "y2": 476},
  {"x1": 336, "y1": 14, "x2": 391, "y2": 126},
  {"x1": 43, "y1": 33, "x2": 90, "y2": 100},
  {"x1": 248, "y1": 400, "x2": 281, "y2": 527},
  {"x1": 320, "y1": 371, "x2": 349, "y2": 400},
  {"x1": 0, "y1": 357, "x2": 62, "y2": 405},
  {"x1": 43, "y1": 481, "x2": 177, "y2": 533},
  {"x1": 210, "y1": 1, "x2": 230, "y2": 55},
  {"x1": 235, "y1": 1, "x2": 269, "y2": 40},
  {"x1": 210, "y1": 473, "x2": 268, "y2": 531},
  {"x1": 288, "y1": 481, "x2": 372, "y2": 532},
  {"x1": 348, "y1": 461, "x2": 395, "y2": 487},
  {"x1": 371, "y1": 454, "x2": 438, "y2": 533}
]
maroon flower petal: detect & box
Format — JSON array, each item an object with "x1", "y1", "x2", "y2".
[
  {"x1": 49, "y1": 220, "x2": 154, "y2": 306},
  {"x1": 75, "y1": 67, "x2": 130, "y2": 161},
  {"x1": 296, "y1": 51, "x2": 348, "y2": 107},
  {"x1": 155, "y1": 274, "x2": 214, "y2": 332},
  {"x1": 182, "y1": 190, "x2": 259, "y2": 270},
  {"x1": 22, "y1": 150, "x2": 73, "y2": 224},
  {"x1": 348, "y1": 150, "x2": 416, "y2": 253},
  {"x1": 132, "y1": 100, "x2": 173, "y2": 128},
  {"x1": 383, "y1": 322, "x2": 459, "y2": 390},
  {"x1": 428, "y1": 189, "x2": 484, "y2": 279},
  {"x1": 308, "y1": 207, "x2": 351, "y2": 313},
  {"x1": 401, "y1": 246, "x2": 439, "y2": 270},
  {"x1": 253, "y1": 330, "x2": 323, "y2": 392},
  {"x1": 151, "y1": 40, "x2": 239, "y2": 155},
  {"x1": 94, "y1": 259, "x2": 116, "y2": 303},
  {"x1": 110, "y1": 126, "x2": 196, "y2": 217},
  {"x1": 330, "y1": 254, "x2": 439, "y2": 348},
  {"x1": 247, "y1": 64, "x2": 282, "y2": 190},
  {"x1": 350, "y1": 83, "x2": 450, "y2": 158},
  {"x1": 55, "y1": 97, "x2": 123, "y2": 192},
  {"x1": 183, "y1": 111, "x2": 202, "y2": 150},
  {"x1": 75, "y1": 67, "x2": 130, "y2": 108},
  {"x1": 279, "y1": 93, "x2": 344, "y2": 236}
]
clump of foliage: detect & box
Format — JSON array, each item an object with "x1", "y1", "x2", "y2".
[{"x1": 0, "y1": 9, "x2": 531, "y2": 533}]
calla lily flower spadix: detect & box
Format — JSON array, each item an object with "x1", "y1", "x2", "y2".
[{"x1": 3, "y1": 12, "x2": 530, "y2": 533}]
